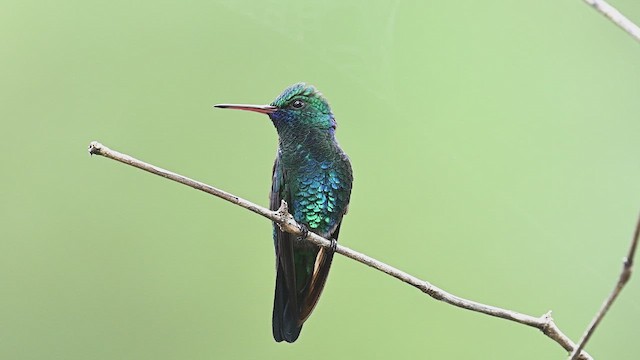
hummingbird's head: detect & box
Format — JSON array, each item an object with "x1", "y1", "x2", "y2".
[
  {"x1": 268, "y1": 83, "x2": 335, "y2": 130},
  {"x1": 214, "y1": 83, "x2": 337, "y2": 133}
]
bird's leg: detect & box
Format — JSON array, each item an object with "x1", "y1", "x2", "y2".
[
  {"x1": 328, "y1": 238, "x2": 338, "y2": 255},
  {"x1": 297, "y1": 224, "x2": 309, "y2": 241},
  {"x1": 297, "y1": 224, "x2": 337, "y2": 254}
]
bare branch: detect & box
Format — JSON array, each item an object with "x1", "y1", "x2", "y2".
[
  {"x1": 583, "y1": 0, "x2": 640, "y2": 42},
  {"x1": 88, "y1": 141, "x2": 593, "y2": 359},
  {"x1": 569, "y1": 1, "x2": 640, "y2": 357},
  {"x1": 568, "y1": 213, "x2": 639, "y2": 360}
]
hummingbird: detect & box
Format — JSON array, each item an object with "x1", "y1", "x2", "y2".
[{"x1": 215, "y1": 83, "x2": 353, "y2": 343}]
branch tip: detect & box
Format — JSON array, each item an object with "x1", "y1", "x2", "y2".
[
  {"x1": 88, "y1": 141, "x2": 103, "y2": 156},
  {"x1": 273, "y1": 200, "x2": 301, "y2": 235},
  {"x1": 276, "y1": 200, "x2": 289, "y2": 215}
]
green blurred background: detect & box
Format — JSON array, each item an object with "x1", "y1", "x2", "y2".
[{"x1": 2, "y1": 1, "x2": 639, "y2": 359}]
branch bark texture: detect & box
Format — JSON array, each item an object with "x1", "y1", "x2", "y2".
[
  {"x1": 583, "y1": 0, "x2": 640, "y2": 42},
  {"x1": 88, "y1": 141, "x2": 598, "y2": 359}
]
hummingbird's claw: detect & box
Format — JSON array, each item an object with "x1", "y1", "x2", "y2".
[
  {"x1": 297, "y1": 224, "x2": 309, "y2": 241},
  {"x1": 328, "y1": 238, "x2": 338, "y2": 254}
]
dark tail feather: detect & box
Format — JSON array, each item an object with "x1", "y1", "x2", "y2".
[
  {"x1": 272, "y1": 263, "x2": 302, "y2": 343},
  {"x1": 299, "y1": 223, "x2": 342, "y2": 322}
]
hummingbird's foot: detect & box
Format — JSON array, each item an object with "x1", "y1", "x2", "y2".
[
  {"x1": 297, "y1": 224, "x2": 310, "y2": 241},
  {"x1": 328, "y1": 238, "x2": 338, "y2": 254}
]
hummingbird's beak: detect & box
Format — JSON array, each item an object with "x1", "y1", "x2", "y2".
[{"x1": 214, "y1": 104, "x2": 277, "y2": 114}]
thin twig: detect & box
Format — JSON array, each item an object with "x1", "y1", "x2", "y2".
[
  {"x1": 568, "y1": 214, "x2": 639, "y2": 360},
  {"x1": 88, "y1": 141, "x2": 593, "y2": 360},
  {"x1": 569, "y1": 0, "x2": 640, "y2": 356},
  {"x1": 583, "y1": 0, "x2": 640, "y2": 42}
]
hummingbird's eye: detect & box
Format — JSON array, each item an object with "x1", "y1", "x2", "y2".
[{"x1": 291, "y1": 100, "x2": 305, "y2": 109}]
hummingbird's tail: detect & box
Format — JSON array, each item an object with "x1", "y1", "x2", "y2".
[{"x1": 272, "y1": 263, "x2": 302, "y2": 343}]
